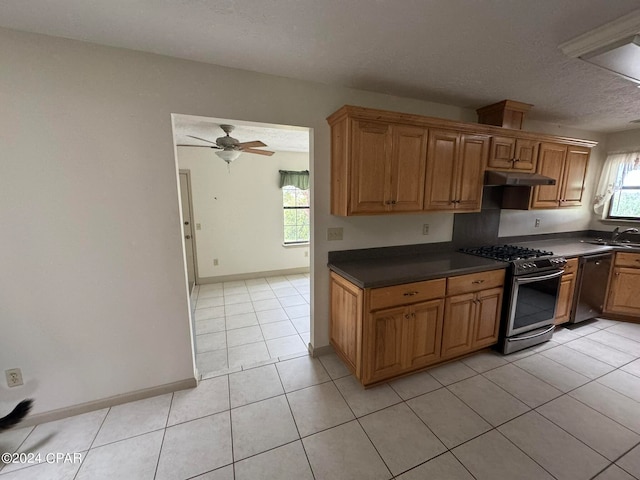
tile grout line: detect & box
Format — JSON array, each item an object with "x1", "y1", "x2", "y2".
[
  {"x1": 273, "y1": 361, "x2": 317, "y2": 480},
  {"x1": 151, "y1": 392, "x2": 175, "y2": 480}
]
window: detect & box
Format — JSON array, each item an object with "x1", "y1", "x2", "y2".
[
  {"x1": 283, "y1": 186, "x2": 310, "y2": 244},
  {"x1": 608, "y1": 163, "x2": 640, "y2": 220}
]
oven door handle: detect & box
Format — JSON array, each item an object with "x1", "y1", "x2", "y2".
[
  {"x1": 515, "y1": 269, "x2": 564, "y2": 285},
  {"x1": 508, "y1": 324, "x2": 556, "y2": 341}
]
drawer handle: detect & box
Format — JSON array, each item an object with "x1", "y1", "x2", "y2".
[
  {"x1": 472, "y1": 279, "x2": 485, "y2": 284},
  {"x1": 403, "y1": 291, "x2": 419, "y2": 296}
]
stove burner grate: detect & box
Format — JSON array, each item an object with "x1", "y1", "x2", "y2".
[{"x1": 461, "y1": 245, "x2": 554, "y2": 262}]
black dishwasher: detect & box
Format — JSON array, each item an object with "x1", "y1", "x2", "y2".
[{"x1": 571, "y1": 252, "x2": 613, "y2": 323}]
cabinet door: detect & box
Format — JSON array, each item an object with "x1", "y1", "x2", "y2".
[
  {"x1": 531, "y1": 142, "x2": 567, "y2": 209},
  {"x1": 404, "y1": 299, "x2": 444, "y2": 369},
  {"x1": 365, "y1": 306, "x2": 406, "y2": 383},
  {"x1": 350, "y1": 120, "x2": 392, "y2": 213},
  {"x1": 473, "y1": 287, "x2": 503, "y2": 348},
  {"x1": 513, "y1": 139, "x2": 539, "y2": 172},
  {"x1": 488, "y1": 136, "x2": 515, "y2": 169},
  {"x1": 330, "y1": 273, "x2": 363, "y2": 376},
  {"x1": 424, "y1": 130, "x2": 459, "y2": 210},
  {"x1": 441, "y1": 293, "x2": 475, "y2": 359},
  {"x1": 606, "y1": 267, "x2": 640, "y2": 316},
  {"x1": 560, "y1": 146, "x2": 589, "y2": 207},
  {"x1": 390, "y1": 125, "x2": 428, "y2": 212},
  {"x1": 554, "y1": 272, "x2": 576, "y2": 325},
  {"x1": 456, "y1": 134, "x2": 489, "y2": 211}
]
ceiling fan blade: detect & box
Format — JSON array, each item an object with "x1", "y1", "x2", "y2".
[
  {"x1": 187, "y1": 135, "x2": 220, "y2": 146},
  {"x1": 243, "y1": 148, "x2": 275, "y2": 156},
  {"x1": 176, "y1": 144, "x2": 219, "y2": 148},
  {"x1": 237, "y1": 140, "x2": 267, "y2": 148}
]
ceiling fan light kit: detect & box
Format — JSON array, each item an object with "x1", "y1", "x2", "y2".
[
  {"x1": 215, "y1": 149, "x2": 242, "y2": 164},
  {"x1": 559, "y1": 9, "x2": 640, "y2": 85}
]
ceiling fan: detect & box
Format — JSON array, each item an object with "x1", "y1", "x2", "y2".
[{"x1": 187, "y1": 124, "x2": 275, "y2": 164}]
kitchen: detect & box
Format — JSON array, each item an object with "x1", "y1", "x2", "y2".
[{"x1": 327, "y1": 102, "x2": 640, "y2": 386}]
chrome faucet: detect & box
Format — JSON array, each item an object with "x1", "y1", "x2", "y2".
[{"x1": 611, "y1": 227, "x2": 639, "y2": 243}]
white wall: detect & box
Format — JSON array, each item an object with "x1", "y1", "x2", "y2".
[
  {"x1": 177, "y1": 148, "x2": 310, "y2": 279},
  {"x1": 0, "y1": 26, "x2": 603, "y2": 414}
]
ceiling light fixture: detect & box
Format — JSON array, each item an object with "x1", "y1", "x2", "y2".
[
  {"x1": 215, "y1": 150, "x2": 242, "y2": 164},
  {"x1": 559, "y1": 9, "x2": 640, "y2": 85}
]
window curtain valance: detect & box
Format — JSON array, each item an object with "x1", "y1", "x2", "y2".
[
  {"x1": 593, "y1": 151, "x2": 640, "y2": 217},
  {"x1": 279, "y1": 170, "x2": 310, "y2": 190}
]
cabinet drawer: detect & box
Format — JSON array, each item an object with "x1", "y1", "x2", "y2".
[
  {"x1": 447, "y1": 269, "x2": 505, "y2": 296},
  {"x1": 614, "y1": 252, "x2": 640, "y2": 268},
  {"x1": 369, "y1": 278, "x2": 446, "y2": 311},
  {"x1": 564, "y1": 258, "x2": 579, "y2": 275}
]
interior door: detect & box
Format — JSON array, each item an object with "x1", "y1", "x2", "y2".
[{"x1": 179, "y1": 171, "x2": 196, "y2": 291}]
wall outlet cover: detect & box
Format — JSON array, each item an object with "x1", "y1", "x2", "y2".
[
  {"x1": 5, "y1": 368, "x2": 23, "y2": 387},
  {"x1": 327, "y1": 227, "x2": 343, "y2": 241}
]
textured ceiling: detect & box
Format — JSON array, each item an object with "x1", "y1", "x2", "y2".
[{"x1": 2, "y1": 1, "x2": 640, "y2": 133}]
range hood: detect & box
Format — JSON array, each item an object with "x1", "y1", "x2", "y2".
[{"x1": 484, "y1": 170, "x2": 556, "y2": 186}]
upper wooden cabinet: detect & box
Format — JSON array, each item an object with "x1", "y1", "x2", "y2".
[
  {"x1": 349, "y1": 120, "x2": 428, "y2": 214},
  {"x1": 532, "y1": 143, "x2": 590, "y2": 209},
  {"x1": 424, "y1": 130, "x2": 489, "y2": 212},
  {"x1": 487, "y1": 136, "x2": 539, "y2": 172},
  {"x1": 328, "y1": 105, "x2": 597, "y2": 216}
]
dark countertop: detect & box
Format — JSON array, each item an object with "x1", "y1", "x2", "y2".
[
  {"x1": 328, "y1": 252, "x2": 508, "y2": 289},
  {"x1": 328, "y1": 234, "x2": 640, "y2": 290},
  {"x1": 512, "y1": 238, "x2": 640, "y2": 258}
]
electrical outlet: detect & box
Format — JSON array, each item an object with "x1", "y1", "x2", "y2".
[
  {"x1": 5, "y1": 368, "x2": 23, "y2": 387},
  {"x1": 213, "y1": 258, "x2": 219, "y2": 266},
  {"x1": 304, "y1": 251, "x2": 309, "y2": 257},
  {"x1": 535, "y1": 218, "x2": 541, "y2": 228},
  {"x1": 422, "y1": 224, "x2": 429, "y2": 235},
  {"x1": 196, "y1": 223, "x2": 201, "y2": 230},
  {"x1": 327, "y1": 227, "x2": 343, "y2": 241}
]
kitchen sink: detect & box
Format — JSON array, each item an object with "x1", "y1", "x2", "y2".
[{"x1": 585, "y1": 240, "x2": 640, "y2": 248}]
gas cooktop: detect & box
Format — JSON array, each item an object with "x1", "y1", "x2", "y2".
[{"x1": 461, "y1": 245, "x2": 554, "y2": 262}]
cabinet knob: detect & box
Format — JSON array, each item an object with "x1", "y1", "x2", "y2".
[
  {"x1": 391, "y1": 200, "x2": 397, "y2": 205},
  {"x1": 405, "y1": 314, "x2": 411, "y2": 319},
  {"x1": 403, "y1": 291, "x2": 419, "y2": 297},
  {"x1": 472, "y1": 279, "x2": 485, "y2": 284},
  {"x1": 615, "y1": 272, "x2": 620, "y2": 276}
]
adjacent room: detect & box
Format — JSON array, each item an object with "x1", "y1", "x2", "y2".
[{"x1": 173, "y1": 115, "x2": 312, "y2": 376}]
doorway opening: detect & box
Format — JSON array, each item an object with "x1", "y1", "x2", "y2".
[{"x1": 172, "y1": 114, "x2": 312, "y2": 378}]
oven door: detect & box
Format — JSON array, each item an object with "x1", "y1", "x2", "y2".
[{"x1": 506, "y1": 269, "x2": 563, "y2": 337}]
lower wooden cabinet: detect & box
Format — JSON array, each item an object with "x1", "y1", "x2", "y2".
[
  {"x1": 554, "y1": 258, "x2": 578, "y2": 325},
  {"x1": 606, "y1": 252, "x2": 640, "y2": 316},
  {"x1": 330, "y1": 269, "x2": 504, "y2": 386},
  {"x1": 365, "y1": 299, "x2": 444, "y2": 383},
  {"x1": 441, "y1": 287, "x2": 503, "y2": 360}
]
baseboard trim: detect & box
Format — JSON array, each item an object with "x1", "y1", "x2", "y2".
[
  {"x1": 309, "y1": 343, "x2": 333, "y2": 357},
  {"x1": 21, "y1": 377, "x2": 197, "y2": 428},
  {"x1": 198, "y1": 267, "x2": 310, "y2": 284}
]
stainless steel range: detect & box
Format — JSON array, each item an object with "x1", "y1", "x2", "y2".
[{"x1": 462, "y1": 245, "x2": 567, "y2": 354}]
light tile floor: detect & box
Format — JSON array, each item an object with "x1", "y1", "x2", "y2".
[
  {"x1": 2, "y1": 318, "x2": 640, "y2": 479},
  {"x1": 193, "y1": 274, "x2": 311, "y2": 377}
]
